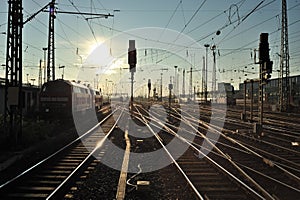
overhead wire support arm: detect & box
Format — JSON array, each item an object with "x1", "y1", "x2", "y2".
[
  {"x1": 23, "y1": 3, "x2": 51, "y2": 25},
  {"x1": 43, "y1": 10, "x2": 114, "y2": 20}
]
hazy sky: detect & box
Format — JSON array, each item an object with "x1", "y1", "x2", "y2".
[{"x1": 0, "y1": 0, "x2": 300, "y2": 92}]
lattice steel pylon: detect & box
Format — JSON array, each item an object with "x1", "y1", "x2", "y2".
[
  {"x1": 47, "y1": 0, "x2": 56, "y2": 81},
  {"x1": 4, "y1": 0, "x2": 23, "y2": 143},
  {"x1": 279, "y1": 0, "x2": 290, "y2": 112}
]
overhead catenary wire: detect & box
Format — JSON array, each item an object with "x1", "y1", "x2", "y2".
[
  {"x1": 2, "y1": 0, "x2": 300, "y2": 82},
  {"x1": 68, "y1": 0, "x2": 98, "y2": 43},
  {"x1": 157, "y1": 0, "x2": 183, "y2": 42},
  {"x1": 152, "y1": 0, "x2": 277, "y2": 66},
  {"x1": 173, "y1": 0, "x2": 207, "y2": 42},
  {"x1": 219, "y1": 2, "x2": 300, "y2": 56}
]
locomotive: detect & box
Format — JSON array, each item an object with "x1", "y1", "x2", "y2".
[{"x1": 40, "y1": 79, "x2": 109, "y2": 120}]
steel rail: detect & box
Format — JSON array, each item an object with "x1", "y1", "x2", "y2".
[
  {"x1": 133, "y1": 105, "x2": 205, "y2": 200},
  {"x1": 0, "y1": 108, "x2": 118, "y2": 190},
  {"x1": 179, "y1": 108, "x2": 300, "y2": 184},
  {"x1": 180, "y1": 107, "x2": 300, "y2": 157},
  {"x1": 178, "y1": 108, "x2": 300, "y2": 191},
  {"x1": 145, "y1": 106, "x2": 300, "y2": 175},
  {"x1": 46, "y1": 108, "x2": 124, "y2": 199},
  {"x1": 135, "y1": 105, "x2": 265, "y2": 200},
  {"x1": 171, "y1": 108, "x2": 273, "y2": 200}
]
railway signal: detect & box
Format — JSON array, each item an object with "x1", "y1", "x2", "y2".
[
  {"x1": 128, "y1": 40, "x2": 137, "y2": 73},
  {"x1": 148, "y1": 79, "x2": 151, "y2": 99},
  {"x1": 128, "y1": 40, "x2": 137, "y2": 109},
  {"x1": 262, "y1": 61, "x2": 273, "y2": 83},
  {"x1": 259, "y1": 33, "x2": 273, "y2": 84},
  {"x1": 254, "y1": 33, "x2": 273, "y2": 135}
]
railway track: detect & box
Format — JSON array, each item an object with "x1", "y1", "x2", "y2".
[
  {"x1": 129, "y1": 104, "x2": 264, "y2": 199},
  {"x1": 0, "y1": 108, "x2": 123, "y2": 199},
  {"x1": 1, "y1": 100, "x2": 299, "y2": 199},
  {"x1": 138, "y1": 102, "x2": 300, "y2": 199},
  {"x1": 185, "y1": 104, "x2": 300, "y2": 150},
  {"x1": 177, "y1": 105, "x2": 300, "y2": 199}
]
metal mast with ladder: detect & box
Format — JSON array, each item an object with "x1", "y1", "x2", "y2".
[
  {"x1": 4, "y1": 0, "x2": 56, "y2": 144},
  {"x1": 3, "y1": 0, "x2": 114, "y2": 145},
  {"x1": 4, "y1": 0, "x2": 23, "y2": 144},
  {"x1": 279, "y1": 0, "x2": 290, "y2": 112},
  {"x1": 47, "y1": 0, "x2": 56, "y2": 81}
]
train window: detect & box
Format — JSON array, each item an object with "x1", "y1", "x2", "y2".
[
  {"x1": 73, "y1": 86, "x2": 78, "y2": 93},
  {"x1": 42, "y1": 83, "x2": 70, "y2": 93}
]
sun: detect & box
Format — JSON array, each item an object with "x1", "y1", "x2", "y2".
[
  {"x1": 85, "y1": 42, "x2": 112, "y2": 67},
  {"x1": 88, "y1": 42, "x2": 100, "y2": 55}
]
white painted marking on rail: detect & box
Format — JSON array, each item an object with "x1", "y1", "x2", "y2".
[{"x1": 116, "y1": 130, "x2": 131, "y2": 200}]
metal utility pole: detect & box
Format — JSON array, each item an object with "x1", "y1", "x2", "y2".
[
  {"x1": 47, "y1": 0, "x2": 55, "y2": 81},
  {"x1": 211, "y1": 45, "x2": 216, "y2": 101},
  {"x1": 4, "y1": 0, "x2": 23, "y2": 144},
  {"x1": 182, "y1": 69, "x2": 185, "y2": 98},
  {"x1": 38, "y1": 59, "x2": 42, "y2": 87},
  {"x1": 44, "y1": 2, "x2": 114, "y2": 82},
  {"x1": 204, "y1": 44, "x2": 210, "y2": 102},
  {"x1": 151, "y1": 68, "x2": 167, "y2": 101},
  {"x1": 189, "y1": 67, "x2": 192, "y2": 99},
  {"x1": 160, "y1": 73, "x2": 163, "y2": 101},
  {"x1": 177, "y1": 68, "x2": 180, "y2": 96},
  {"x1": 242, "y1": 80, "x2": 247, "y2": 121},
  {"x1": 202, "y1": 56, "x2": 205, "y2": 100},
  {"x1": 279, "y1": 0, "x2": 290, "y2": 112},
  {"x1": 3, "y1": 0, "x2": 113, "y2": 144},
  {"x1": 174, "y1": 66, "x2": 178, "y2": 96},
  {"x1": 187, "y1": 67, "x2": 201, "y2": 101},
  {"x1": 42, "y1": 47, "x2": 47, "y2": 84},
  {"x1": 168, "y1": 80, "x2": 173, "y2": 119},
  {"x1": 250, "y1": 79, "x2": 254, "y2": 122}
]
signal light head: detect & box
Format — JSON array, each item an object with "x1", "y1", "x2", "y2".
[{"x1": 128, "y1": 40, "x2": 136, "y2": 72}]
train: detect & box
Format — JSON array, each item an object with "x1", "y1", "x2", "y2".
[
  {"x1": 39, "y1": 79, "x2": 110, "y2": 120},
  {"x1": 0, "y1": 78, "x2": 40, "y2": 117}
]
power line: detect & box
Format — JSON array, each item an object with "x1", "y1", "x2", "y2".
[
  {"x1": 173, "y1": 0, "x2": 207, "y2": 43},
  {"x1": 157, "y1": 0, "x2": 182, "y2": 42},
  {"x1": 154, "y1": 0, "x2": 273, "y2": 65},
  {"x1": 179, "y1": 0, "x2": 207, "y2": 34},
  {"x1": 221, "y1": 18, "x2": 300, "y2": 59},
  {"x1": 68, "y1": 0, "x2": 98, "y2": 43}
]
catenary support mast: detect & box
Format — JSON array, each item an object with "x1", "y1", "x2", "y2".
[{"x1": 279, "y1": 0, "x2": 290, "y2": 112}]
